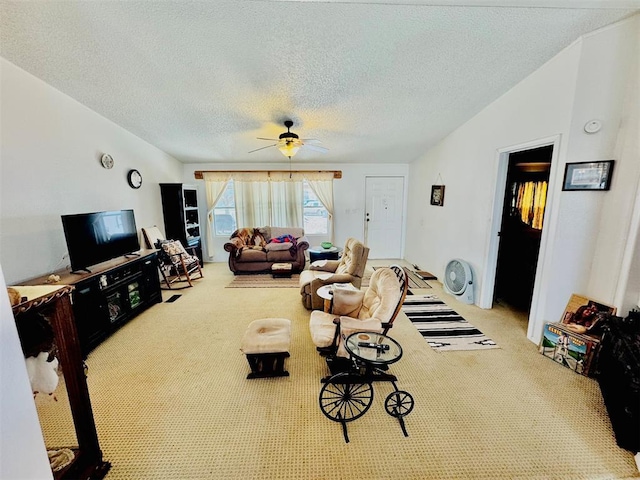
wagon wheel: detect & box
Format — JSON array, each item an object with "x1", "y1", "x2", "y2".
[
  {"x1": 384, "y1": 390, "x2": 414, "y2": 418},
  {"x1": 319, "y1": 372, "x2": 374, "y2": 423}
]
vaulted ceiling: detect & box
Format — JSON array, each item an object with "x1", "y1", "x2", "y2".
[{"x1": 1, "y1": 1, "x2": 637, "y2": 164}]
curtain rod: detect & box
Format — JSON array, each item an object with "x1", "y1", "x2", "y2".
[{"x1": 194, "y1": 170, "x2": 342, "y2": 179}]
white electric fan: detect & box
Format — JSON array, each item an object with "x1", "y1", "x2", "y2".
[{"x1": 443, "y1": 259, "x2": 474, "y2": 304}]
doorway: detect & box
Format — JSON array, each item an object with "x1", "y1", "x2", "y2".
[
  {"x1": 494, "y1": 145, "x2": 553, "y2": 311},
  {"x1": 364, "y1": 176, "x2": 404, "y2": 259}
]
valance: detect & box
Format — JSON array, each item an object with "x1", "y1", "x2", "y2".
[{"x1": 195, "y1": 170, "x2": 341, "y2": 181}]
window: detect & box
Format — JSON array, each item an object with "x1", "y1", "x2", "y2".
[
  {"x1": 213, "y1": 181, "x2": 237, "y2": 235},
  {"x1": 212, "y1": 179, "x2": 329, "y2": 235},
  {"x1": 303, "y1": 181, "x2": 328, "y2": 235}
]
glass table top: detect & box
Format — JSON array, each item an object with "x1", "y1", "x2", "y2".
[{"x1": 344, "y1": 332, "x2": 403, "y2": 365}]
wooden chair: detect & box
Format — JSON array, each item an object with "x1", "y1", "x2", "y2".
[{"x1": 142, "y1": 226, "x2": 203, "y2": 289}]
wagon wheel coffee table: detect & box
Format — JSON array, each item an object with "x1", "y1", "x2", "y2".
[{"x1": 318, "y1": 332, "x2": 414, "y2": 443}]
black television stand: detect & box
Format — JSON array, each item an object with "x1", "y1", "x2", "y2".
[{"x1": 23, "y1": 250, "x2": 161, "y2": 356}]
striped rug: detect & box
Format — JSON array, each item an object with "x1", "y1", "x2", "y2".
[{"x1": 402, "y1": 294, "x2": 499, "y2": 351}]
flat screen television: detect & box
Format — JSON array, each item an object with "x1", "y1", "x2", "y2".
[{"x1": 61, "y1": 209, "x2": 140, "y2": 273}]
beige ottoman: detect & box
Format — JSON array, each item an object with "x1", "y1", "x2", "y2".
[
  {"x1": 240, "y1": 318, "x2": 291, "y2": 379},
  {"x1": 271, "y1": 262, "x2": 293, "y2": 278}
]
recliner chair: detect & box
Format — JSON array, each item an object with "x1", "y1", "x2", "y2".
[
  {"x1": 299, "y1": 238, "x2": 369, "y2": 310},
  {"x1": 308, "y1": 265, "x2": 408, "y2": 358}
]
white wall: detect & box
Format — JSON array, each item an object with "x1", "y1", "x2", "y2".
[
  {"x1": 405, "y1": 15, "x2": 640, "y2": 343},
  {"x1": 181, "y1": 162, "x2": 409, "y2": 262},
  {"x1": 0, "y1": 58, "x2": 185, "y2": 478},
  {"x1": 586, "y1": 19, "x2": 640, "y2": 315},
  {"x1": 0, "y1": 265, "x2": 53, "y2": 480},
  {"x1": 0, "y1": 59, "x2": 184, "y2": 284},
  {"x1": 405, "y1": 36, "x2": 580, "y2": 300}
]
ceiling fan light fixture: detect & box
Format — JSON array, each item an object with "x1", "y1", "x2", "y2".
[
  {"x1": 250, "y1": 119, "x2": 326, "y2": 158},
  {"x1": 278, "y1": 142, "x2": 300, "y2": 158}
]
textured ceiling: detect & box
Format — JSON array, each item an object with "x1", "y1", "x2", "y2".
[{"x1": 1, "y1": 1, "x2": 637, "y2": 164}]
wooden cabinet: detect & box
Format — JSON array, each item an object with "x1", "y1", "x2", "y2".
[
  {"x1": 24, "y1": 250, "x2": 162, "y2": 356},
  {"x1": 596, "y1": 316, "x2": 640, "y2": 453},
  {"x1": 11, "y1": 285, "x2": 110, "y2": 479},
  {"x1": 160, "y1": 183, "x2": 203, "y2": 264}
]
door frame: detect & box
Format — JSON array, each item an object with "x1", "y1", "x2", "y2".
[
  {"x1": 480, "y1": 135, "x2": 562, "y2": 342},
  {"x1": 363, "y1": 175, "x2": 407, "y2": 260}
]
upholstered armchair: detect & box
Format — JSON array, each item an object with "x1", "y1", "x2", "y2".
[
  {"x1": 299, "y1": 238, "x2": 369, "y2": 310},
  {"x1": 308, "y1": 265, "x2": 408, "y2": 359}
]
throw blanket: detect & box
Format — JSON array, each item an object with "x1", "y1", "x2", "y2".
[
  {"x1": 268, "y1": 234, "x2": 298, "y2": 257},
  {"x1": 231, "y1": 228, "x2": 267, "y2": 259},
  {"x1": 270, "y1": 234, "x2": 296, "y2": 244}
]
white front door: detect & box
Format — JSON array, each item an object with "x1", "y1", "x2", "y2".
[{"x1": 364, "y1": 176, "x2": 404, "y2": 259}]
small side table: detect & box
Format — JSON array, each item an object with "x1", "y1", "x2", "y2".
[
  {"x1": 345, "y1": 332, "x2": 403, "y2": 368},
  {"x1": 309, "y1": 246, "x2": 343, "y2": 263},
  {"x1": 316, "y1": 285, "x2": 334, "y2": 312}
]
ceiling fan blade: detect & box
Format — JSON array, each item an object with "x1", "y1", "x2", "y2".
[
  {"x1": 248, "y1": 144, "x2": 277, "y2": 153},
  {"x1": 301, "y1": 138, "x2": 322, "y2": 144},
  {"x1": 301, "y1": 144, "x2": 329, "y2": 153},
  {"x1": 256, "y1": 137, "x2": 278, "y2": 141}
]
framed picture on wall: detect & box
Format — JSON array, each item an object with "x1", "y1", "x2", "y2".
[
  {"x1": 430, "y1": 185, "x2": 445, "y2": 206},
  {"x1": 562, "y1": 160, "x2": 614, "y2": 191}
]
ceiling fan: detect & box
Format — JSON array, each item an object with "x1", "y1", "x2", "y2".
[{"x1": 249, "y1": 120, "x2": 328, "y2": 158}]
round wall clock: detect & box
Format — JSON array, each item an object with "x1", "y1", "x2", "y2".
[
  {"x1": 127, "y1": 169, "x2": 142, "y2": 189},
  {"x1": 101, "y1": 153, "x2": 114, "y2": 169}
]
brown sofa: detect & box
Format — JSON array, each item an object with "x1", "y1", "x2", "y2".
[{"x1": 224, "y1": 226, "x2": 309, "y2": 274}]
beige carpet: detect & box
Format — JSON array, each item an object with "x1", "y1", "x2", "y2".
[{"x1": 34, "y1": 263, "x2": 639, "y2": 479}]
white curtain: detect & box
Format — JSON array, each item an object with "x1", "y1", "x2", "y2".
[
  {"x1": 204, "y1": 171, "x2": 332, "y2": 247},
  {"x1": 203, "y1": 172, "x2": 230, "y2": 259},
  {"x1": 234, "y1": 180, "x2": 270, "y2": 227},
  {"x1": 271, "y1": 180, "x2": 303, "y2": 227},
  {"x1": 304, "y1": 172, "x2": 335, "y2": 242},
  {"x1": 233, "y1": 172, "x2": 303, "y2": 228}
]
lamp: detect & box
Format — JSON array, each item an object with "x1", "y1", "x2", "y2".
[{"x1": 278, "y1": 140, "x2": 300, "y2": 158}]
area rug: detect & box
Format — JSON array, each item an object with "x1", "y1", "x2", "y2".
[
  {"x1": 402, "y1": 294, "x2": 499, "y2": 351},
  {"x1": 372, "y1": 267, "x2": 431, "y2": 289},
  {"x1": 226, "y1": 274, "x2": 301, "y2": 288}
]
